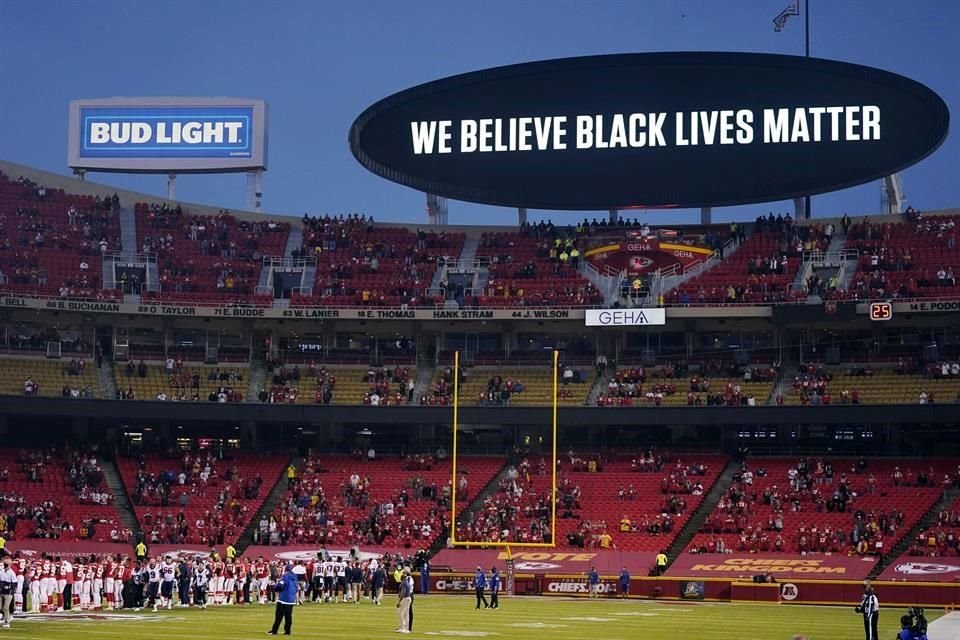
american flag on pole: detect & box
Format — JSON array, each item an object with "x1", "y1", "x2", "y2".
[{"x1": 773, "y1": 0, "x2": 800, "y2": 32}]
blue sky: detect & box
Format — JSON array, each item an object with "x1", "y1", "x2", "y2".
[{"x1": 1, "y1": 0, "x2": 956, "y2": 225}]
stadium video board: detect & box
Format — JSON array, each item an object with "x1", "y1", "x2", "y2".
[
  {"x1": 350, "y1": 52, "x2": 949, "y2": 210},
  {"x1": 68, "y1": 97, "x2": 268, "y2": 173}
]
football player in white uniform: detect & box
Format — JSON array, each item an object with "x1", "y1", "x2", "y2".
[
  {"x1": 322, "y1": 558, "x2": 335, "y2": 603},
  {"x1": 160, "y1": 556, "x2": 176, "y2": 610},
  {"x1": 334, "y1": 556, "x2": 347, "y2": 603},
  {"x1": 77, "y1": 562, "x2": 90, "y2": 610},
  {"x1": 40, "y1": 559, "x2": 56, "y2": 610},
  {"x1": 28, "y1": 562, "x2": 42, "y2": 613},
  {"x1": 145, "y1": 558, "x2": 161, "y2": 612},
  {"x1": 12, "y1": 558, "x2": 24, "y2": 614},
  {"x1": 192, "y1": 558, "x2": 210, "y2": 610},
  {"x1": 92, "y1": 559, "x2": 105, "y2": 610}
]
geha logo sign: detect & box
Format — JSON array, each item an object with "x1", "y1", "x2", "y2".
[{"x1": 350, "y1": 52, "x2": 949, "y2": 210}]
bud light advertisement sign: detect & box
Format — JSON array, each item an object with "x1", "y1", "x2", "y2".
[
  {"x1": 79, "y1": 106, "x2": 253, "y2": 158},
  {"x1": 68, "y1": 97, "x2": 268, "y2": 173}
]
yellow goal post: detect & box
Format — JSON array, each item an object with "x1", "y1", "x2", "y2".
[{"x1": 448, "y1": 349, "x2": 560, "y2": 553}]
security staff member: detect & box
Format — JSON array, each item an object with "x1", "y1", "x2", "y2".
[
  {"x1": 134, "y1": 541, "x2": 147, "y2": 562},
  {"x1": 268, "y1": 563, "x2": 298, "y2": 636},
  {"x1": 393, "y1": 565, "x2": 403, "y2": 593},
  {"x1": 489, "y1": 567, "x2": 500, "y2": 609},
  {"x1": 855, "y1": 584, "x2": 879, "y2": 640},
  {"x1": 655, "y1": 551, "x2": 668, "y2": 576},
  {"x1": 474, "y1": 566, "x2": 488, "y2": 609},
  {"x1": 225, "y1": 544, "x2": 237, "y2": 561},
  {"x1": 420, "y1": 560, "x2": 430, "y2": 595},
  {"x1": 618, "y1": 567, "x2": 630, "y2": 599}
]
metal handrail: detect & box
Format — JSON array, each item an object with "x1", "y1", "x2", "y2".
[
  {"x1": 262, "y1": 256, "x2": 317, "y2": 268},
  {"x1": 103, "y1": 251, "x2": 157, "y2": 264}
]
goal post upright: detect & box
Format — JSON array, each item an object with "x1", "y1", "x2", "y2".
[
  {"x1": 448, "y1": 349, "x2": 560, "y2": 551},
  {"x1": 551, "y1": 348, "x2": 558, "y2": 548},
  {"x1": 450, "y1": 350, "x2": 460, "y2": 545}
]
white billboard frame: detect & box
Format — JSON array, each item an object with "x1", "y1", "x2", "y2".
[{"x1": 68, "y1": 97, "x2": 268, "y2": 174}]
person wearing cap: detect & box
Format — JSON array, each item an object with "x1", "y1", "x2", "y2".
[
  {"x1": 0, "y1": 558, "x2": 15, "y2": 628},
  {"x1": 474, "y1": 565, "x2": 488, "y2": 609},
  {"x1": 372, "y1": 562, "x2": 386, "y2": 605},
  {"x1": 396, "y1": 566, "x2": 412, "y2": 633},
  {"x1": 268, "y1": 563, "x2": 298, "y2": 636},
  {"x1": 489, "y1": 567, "x2": 500, "y2": 609},
  {"x1": 404, "y1": 567, "x2": 416, "y2": 631}
]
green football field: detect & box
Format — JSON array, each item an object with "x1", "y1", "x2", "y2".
[{"x1": 2, "y1": 596, "x2": 941, "y2": 640}]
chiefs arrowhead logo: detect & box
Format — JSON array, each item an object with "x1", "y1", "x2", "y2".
[{"x1": 895, "y1": 562, "x2": 960, "y2": 575}]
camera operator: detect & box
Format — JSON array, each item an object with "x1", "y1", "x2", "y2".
[
  {"x1": 897, "y1": 608, "x2": 928, "y2": 640},
  {"x1": 855, "y1": 583, "x2": 879, "y2": 640}
]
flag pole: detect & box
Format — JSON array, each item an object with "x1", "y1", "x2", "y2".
[{"x1": 804, "y1": 0, "x2": 811, "y2": 218}]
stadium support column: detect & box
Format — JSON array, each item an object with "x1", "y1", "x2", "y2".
[
  {"x1": 246, "y1": 170, "x2": 264, "y2": 213},
  {"x1": 426, "y1": 194, "x2": 448, "y2": 225},
  {"x1": 700, "y1": 207, "x2": 712, "y2": 225},
  {"x1": 518, "y1": 208, "x2": 527, "y2": 226},
  {"x1": 793, "y1": 197, "x2": 806, "y2": 220},
  {"x1": 608, "y1": 208, "x2": 618, "y2": 225},
  {"x1": 167, "y1": 174, "x2": 176, "y2": 201}
]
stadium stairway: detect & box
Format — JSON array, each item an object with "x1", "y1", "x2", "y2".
[
  {"x1": 586, "y1": 367, "x2": 611, "y2": 405},
  {"x1": 256, "y1": 262, "x2": 272, "y2": 292},
  {"x1": 300, "y1": 262, "x2": 317, "y2": 294},
  {"x1": 246, "y1": 359, "x2": 268, "y2": 402},
  {"x1": 767, "y1": 354, "x2": 797, "y2": 405},
  {"x1": 102, "y1": 459, "x2": 142, "y2": 536},
  {"x1": 791, "y1": 230, "x2": 848, "y2": 301},
  {"x1": 118, "y1": 206, "x2": 138, "y2": 254},
  {"x1": 657, "y1": 236, "x2": 739, "y2": 300},
  {"x1": 283, "y1": 223, "x2": 304, "y2": 259},
  {"x1": 665, "y1": 458, "x2": 740, "y2": 568},
  {"x1": 96, "y1": 357, "x2": 118, "y2": 399},
  {"x1": 458, "y1": 234, "x2": 480, "y2": 268},
  {"x1": 579, "y1": 262, "x2": 621, "y2": 306},
  {"x1": 411, "y1": 366, "x2": 436, "y2": 405},
  {"x1": 427, "y1": 457, "x2": 512, "y2": 560},
  {"x1": 867, "y1": 485, "x2": 960, "y2": 581},
  {"x1": 235, "y1": 454, "x2": 300, "y2": 550}
]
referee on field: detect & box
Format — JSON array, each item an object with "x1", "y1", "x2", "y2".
[{"x1": 855, "y1": 583, "x2": 879, "y2": 640}]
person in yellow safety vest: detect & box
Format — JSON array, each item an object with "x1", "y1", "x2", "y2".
[
  {"x1": 657, "y1": 294, "x2": 664, "y2": 307},
  {"x1": 226, "y1": 544, "x2": 237, "y2": 560},
  {"x1": 655, "y1": 551, "x2": 668, "y2": 576},
  {"x1": 569, "y1": 248, "x2": 580, "y2": 267},
  {"x1": 135, "y1": 541, "x2": 147, "y2": 561},
  {"x1": 632, "y1": 278, "x2": 643, "y2": 295},
  {"x1": 559, "y1": 251, "x2": 569, "y2": 263},
  {"x1": 727, "y1": 286, "x2": 737, "y2": 302},
  {"x1": 393, "y1": 565, "x2": 403, "y2": 592},
  {"x1": 286, "y1": 463, "x2": 297, "y2": 489}
]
